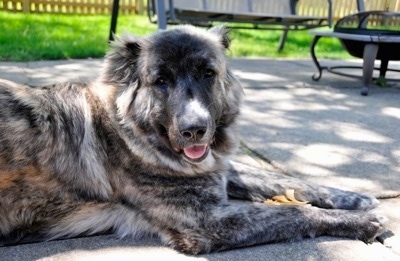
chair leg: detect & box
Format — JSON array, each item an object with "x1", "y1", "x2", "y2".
[
  {"x1": 361, "y1": 43, "x2": 379, "y2": 96},
  {"x1": 278, "y1": 28, "x2": 289, "y2": 52},
  {"x1": 109, "y1": 0, "x2": 120, "y2": 42}
]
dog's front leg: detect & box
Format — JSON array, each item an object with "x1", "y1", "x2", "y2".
[
  {"x1": 227, "y1": 161, "x2": 379, "y2": 210},
  {"x1": 164, "y1": 202, "x2": 386, "y2": 254}
]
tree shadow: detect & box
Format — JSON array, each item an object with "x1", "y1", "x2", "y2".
[{"x1": 232, "y1": 58, "x2": 400, "y2": 196}]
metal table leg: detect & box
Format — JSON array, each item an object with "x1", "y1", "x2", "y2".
[
  {"x1": 379, "y1": 59, "x2": 389, "y2": 78},
  {"x1": 310, "y1": 35, "x2": 326, "y2": 81},
  {"x1": 361, "y1": 43, "x2": 379, "y2": 96}
]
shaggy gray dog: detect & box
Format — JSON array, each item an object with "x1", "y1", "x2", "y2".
[{"x1": 0, "y1": 25, "x2": 385, "y2": 254}]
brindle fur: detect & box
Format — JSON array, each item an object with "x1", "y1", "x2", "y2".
[{"x1": 0, "y1": 26, "x2": 385, "y2": 254}]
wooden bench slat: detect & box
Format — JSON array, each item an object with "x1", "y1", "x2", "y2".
[
  {"x1": 174, "y1": 9, "x2": 327, "y2": 28},
  {"x1": 149, "y1": 0, "x2": 333, "y2": 50},
  {"x1": 175, "y1": 9, "x2": 327, "y2": 20}
]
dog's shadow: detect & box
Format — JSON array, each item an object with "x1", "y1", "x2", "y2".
[{"x1": 2, "y1": 233, "x2": 392, "y2": 260}]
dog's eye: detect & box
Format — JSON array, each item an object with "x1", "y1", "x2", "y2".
[
  {"x1": 155, "y1": 77, "x2": 167, "y2": 86},
  {"x1": 204, "y1": 69, "x2": 215, "y2": 79}
]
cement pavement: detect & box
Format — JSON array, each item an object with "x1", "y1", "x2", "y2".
[{"x1": 0, "y1": 58, "x2": 399, "y2": 260}]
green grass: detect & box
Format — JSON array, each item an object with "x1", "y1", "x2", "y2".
[
  {"x1": 0, "y1": 12, "x2": 156, "y2": 61},
  {"x1": 0, "y1": 11, "x2": 351, "y2": 61},
  {"x1": 229, "y1": 27, "x2": 350, "y2": 59}
]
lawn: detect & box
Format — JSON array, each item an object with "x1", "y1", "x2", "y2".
[{"x1": 0, "y1": 11, "x2": 351, "y2": 61}]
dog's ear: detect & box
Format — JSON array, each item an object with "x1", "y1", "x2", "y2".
[
  {"x1": 102, "y1": 34, "x2": 143, "y2": 85},
  {"x1": 209, "y1": 25, "x2": 231, "y2": 49},
  {"x1": 125, "y1": 41, "x2": 141, "y2": 56}
]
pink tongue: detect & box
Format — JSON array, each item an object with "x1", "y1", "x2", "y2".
[{"x1": 183, "y1": 145, "x2": 207, "y2": 159}]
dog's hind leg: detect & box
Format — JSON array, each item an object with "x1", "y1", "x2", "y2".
[
  {"x1": 226, "y1": 161, "x2": 379, "y2": 210},
  {"x1": 0, "y1": 166, "x2": 127, "y2": 245},
  {"x1": 45, "y1": 202, "x2": 155, "y2": 241}
]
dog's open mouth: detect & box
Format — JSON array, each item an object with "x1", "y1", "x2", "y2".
[
  {"x1": 157, "y1": 124, "x2": 210, "y2": 163},
  {"x1": 173, "y1": 144, "x2": 209, "y2": 163},
  {"x1": 183, "y1": 145, "x2": 209, "y2": 161}
]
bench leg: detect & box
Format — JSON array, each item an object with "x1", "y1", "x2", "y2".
[
  {"x1": 310, "y1": 35, "x2": 324, "y2": 81},
  {"x1": 278, "y1": 28, "x2": 289, "y2": 52},
  {"x1": 361, "y1": 43, "x2": 378, "y2": 96},
  {"x1": 155, "y1": 0, "x2": 167, "y2": 30}
]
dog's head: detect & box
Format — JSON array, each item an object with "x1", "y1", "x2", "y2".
[{"x1": 103, "y1": 25, "x2": 243, "y2": 173}]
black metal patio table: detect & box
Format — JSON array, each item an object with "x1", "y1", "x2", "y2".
[{"x1": 310, "y1": 11, "x2": 400, "y2": 96}]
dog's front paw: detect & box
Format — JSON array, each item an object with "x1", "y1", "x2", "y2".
[
  {"x1": 306, "y1": 187, "x2": 380, "y2": 210},
  {"x1": 327, "y1": 188, "x2": 380, "y2": 210},
  {"x1": 368, "y1": 214, "x2": 388, "y2": 242},
  {"x1": 321, "y1": 209, "x2": 387, "y2": 243},
  {"x1": 354, "y1": 212, "x2": 387, "y2": 243}
]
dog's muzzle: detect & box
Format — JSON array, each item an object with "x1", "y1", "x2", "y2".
[
  {"x1": 179, "y1": 126, "x2": 209, "y2": 161},
  {"x1": 170, "y1": 100, "x2": 214, "y2": 163}
]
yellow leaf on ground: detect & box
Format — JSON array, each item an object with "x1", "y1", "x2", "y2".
[{"x1": 264, "y1": 189, "x2": 310, "y2": 206}]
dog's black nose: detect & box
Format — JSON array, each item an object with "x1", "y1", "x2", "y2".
[{"x1": 180, "y1": 127, "x2": 207, "y2": 141}]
